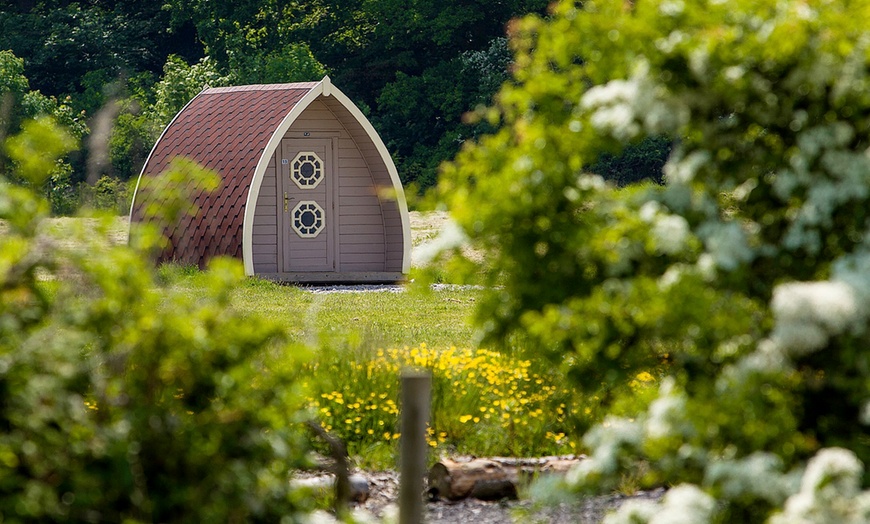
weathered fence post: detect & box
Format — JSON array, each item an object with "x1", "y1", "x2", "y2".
[{"x1": 399, "y1": 369, "x2": 431, "y2": 524}]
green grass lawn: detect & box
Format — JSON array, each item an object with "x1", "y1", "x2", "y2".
[
  {"x1": 161, "y1": 269, "x2": 481, "y2": 350},
  {"x1": 155, "y1": 268, "x2": 580, "y2": 468},
  {"x1": 245, "y1": 283, "x2": 480, "y2": 350},
  {"x1": 27, "y1": 214, "x2": 582, "y2": 467}
]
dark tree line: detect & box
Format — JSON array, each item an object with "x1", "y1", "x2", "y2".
[{"x1": 1, "y1": 0, "x2": 667, "y2": 212}]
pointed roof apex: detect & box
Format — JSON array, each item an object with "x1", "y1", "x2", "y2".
[{"x1": 321, "y1": 75, "x2": 332, "y2": 96}]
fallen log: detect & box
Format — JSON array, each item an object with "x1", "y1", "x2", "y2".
[{"x1": 427, "y1": 455, "x2": 585, "y2": 501}]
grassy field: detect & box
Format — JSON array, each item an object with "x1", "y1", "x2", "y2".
[
  {"x1": 40, "y1": 210, "x2": 480, "y2": 348},
  {"x1": 152, "y1": 267, "x2": 579, "y2": 469},
  {"x1": 17, "y1": 212, "x2": 582, "y2": 467},
  {"x1": 163, "y1": 267, "x2": 483, "y2": 350},
  {"x1": 144, "y1": 214, "x2": 581, "y2": 466}
]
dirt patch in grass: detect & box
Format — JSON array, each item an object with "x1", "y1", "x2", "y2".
[
  {"x1": 1, "y1": 217, "x2": 128, "y2": 251},
  {"x1": 409, "y1": 210, "x2": 450, "y2": 247},
  {"x1": 42, "y1": 216, "x2": 130, "y2": 247}
]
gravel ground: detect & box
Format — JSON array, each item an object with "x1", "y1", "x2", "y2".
[
  {"x1": 300, "y1": 284, "x2": 406, "y2": 294},
  {"x1": 314, "y1": 471, "x2": 666, "y2": 523},
  {"x1": 299, "y1": 283, "x2": 483, "y2": 294},
  {"x1": 424, "y1": 490, "x2": 666, "y2": 524}
]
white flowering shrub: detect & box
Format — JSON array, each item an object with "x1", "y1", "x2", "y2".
[{"x1": 439, "y1": 0, "x2": 870, "y2": 520}]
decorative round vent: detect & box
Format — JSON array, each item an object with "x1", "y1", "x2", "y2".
[
  {"x1": 292, "y1": 201, "x2": 325, "y2": 238},
  {"x1": 291, "y1": 151, "x2": 323, "y2": 189}
]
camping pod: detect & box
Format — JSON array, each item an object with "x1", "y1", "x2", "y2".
[{"x1": 129, "y1": 77, "x2": 410, "y2": 283}]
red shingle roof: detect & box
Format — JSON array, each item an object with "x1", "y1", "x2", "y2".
[{"x1": 130, "y1": 83, "x2": 316, "y2": 267}]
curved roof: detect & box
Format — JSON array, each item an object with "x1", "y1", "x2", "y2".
[{"x1": 129, "y1": 77, "x2": 411, "y2": 273}]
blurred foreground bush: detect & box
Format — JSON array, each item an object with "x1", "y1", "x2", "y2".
[
  {"x1": 441, "y1": 0, "x2": 870, "y2": 521},
  {"x1": 0, "y1": 117, "x2": 311, "y2": 522}
]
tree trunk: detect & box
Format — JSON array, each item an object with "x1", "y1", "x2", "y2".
[{"x1": 427, "y1": 455, "x2": 585, "y2": 501}]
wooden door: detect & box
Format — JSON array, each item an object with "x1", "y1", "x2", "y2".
[{"x1": 278, "y1": 138, "x2": 335, "y2": 272}]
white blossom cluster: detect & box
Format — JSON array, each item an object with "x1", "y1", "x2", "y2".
[
  {"x1": 746, "y1": 247, "x2": 870, "y2": 363},
  {"x1": 772, "y1": 123, "x2": 870, "y2": 254},
  {"x1": 564, "y1": 372, "x2": 870, "y2": 524},
  {"x1": 581, "y1": 78, "x2": 642, "y2": 141},
  {"x1": 566, "y1": 380, "x2": 700, "y2": 493},
  {"x1": 566, "y1": 415, "x2": 645, "y2": 487},
  {"x1": 639, "y1": 201, "x2": 691, "y2": 256},
  {"x1": 411, "y1": 219, "x2": 469, "y2": 266},
  {"x1": 769, "y1": 448, "x2": 870, "y2": 524},
  {"x1": 602, "y1": 449, "x2": 870, "y2": 523},
  {"x1": 579, "y1": 62, "x2": 689, "y2": 141},
  {"x1": 532, "y1": 2, "x2": 870, "y2": 523},
  {"x1": 662, "y1": 150, "x2": 710, "y2": 185},
  {"x1": 770, "y1": 280, "x2": 859, "y2": 356},
  {"x1": 658, "y1": 0, "x2": 685, "y2": 17},
  {"x1": 704, "y1": 452, "x2": 798, "y2": 505},
  {"x1": 644, "y1": 378, "x2": 692, "y2": 440},
  {"x1": 603, "y1": 484, "x2": 716, "y2": 524},
  {"x1": 572, "y1": 135, "x2": 870, "y2": 524},
  {"x1": 695, "y1": 220, "x2": 754, "y2": 271},
  {"x1": 564, "y1": 261, "x2": 870, "y2": 521}
]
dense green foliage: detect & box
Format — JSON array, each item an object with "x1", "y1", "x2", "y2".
[
  {"x1": 442, "y1": 0, "x2": 870, "y2": 520},
  {"x1": 376, "y1": 37, "x2": 515, "y2": 189},
  {"x1": 0, "y1": 49, "x2": 88, "y2": 214},
  {"x1": 589, "y1": 136, "x2": 671, "y2": 186},
  {"x1": 0, "y1": 119, "x2": 312, "y2": 522},
  {"x1": 0, "y1": 2, "x2": 198, "y2": 113},
  {"x1": 0, "y1": 0, "x2": 670, "y2": 207}
]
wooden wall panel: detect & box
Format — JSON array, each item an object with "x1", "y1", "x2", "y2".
[
  {"x1": 334, "y1": 127, "x2": 387, "y2": 272},
  {"x1": 252, "y1": 161, "x2": 278, "y2": 272},
  {"x1": 253, "y1": 214, "x2": 276, "y2": 227},
  {"x1": 259, "y1": 95, "x2": 408, "y2": 279}
]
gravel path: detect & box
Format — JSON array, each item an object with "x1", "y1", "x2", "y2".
[
  {"x1": 299, "y1": 283, "x2": 483, "y2": 294},
  {"x1": 340, "y1": 471, "x2": 666, "y2": 523},
  {"x1": 424, "y1": 490, "x2": 665, "y2": 524}
]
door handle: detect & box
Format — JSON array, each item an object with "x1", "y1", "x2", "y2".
[{"x1": 284, "y1": 192, "x2": 289, "y2": 212}]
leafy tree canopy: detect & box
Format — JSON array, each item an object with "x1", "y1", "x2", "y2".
[
  {"x1": 376, "y1": 37, "x2": 513, "y2": 188},
  {"x1": 0, "y1": 50, "x2": 86, "y2": 141},
  {"x1": 1, "y1": 49, "x2": 88, "y2": 214},
  {"x1": 2, "y1": 0, "x2": 660, "y2": 207},
  {"x1": 0, "y1": 1, "x2": 199, "y2": 113},
  {"x1": 160, "y1": 0, "x2": 552, "y2": 190}
]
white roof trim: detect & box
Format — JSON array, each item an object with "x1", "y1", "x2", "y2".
[
  {"x1": 243, "y1": 76, "x2": 411, "y2": 275},
  {"x1": 325, "y1": 80, "x2": 412, "y2": 273},
  {"x1": 127, "y1": 87, "x2": 208, "y2": 238}
]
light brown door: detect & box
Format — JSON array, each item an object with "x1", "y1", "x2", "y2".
[{"x1": 278, "y1": 138, "x2": 335, "y2": 272}]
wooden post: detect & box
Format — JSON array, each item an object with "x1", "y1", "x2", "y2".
[{"x1": 399, "y1": 369, "x2": 431, "y2": 524}]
